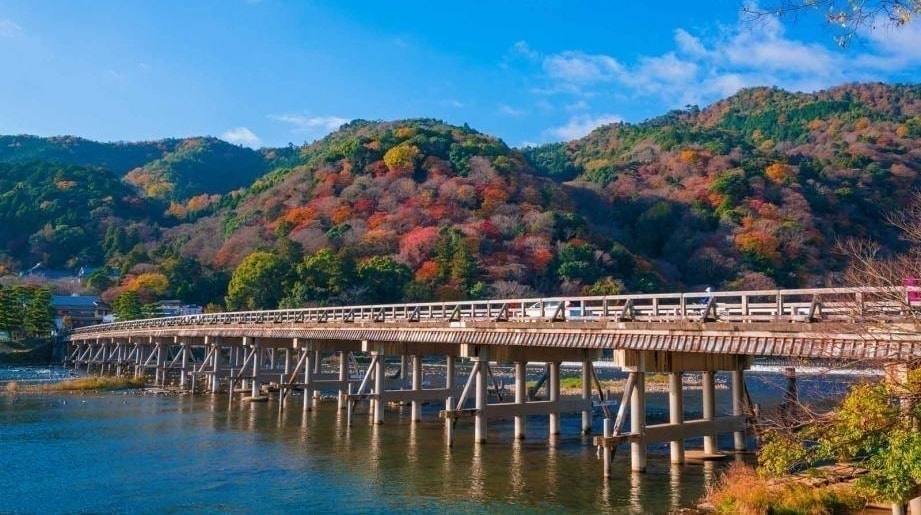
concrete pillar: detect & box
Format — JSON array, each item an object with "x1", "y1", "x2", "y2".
[
  {"x1": 250, "y1": 339, "x2": 260, "y2": 398},
  {"x1": 582, "y1": 359, "x2": 592, "y2": 435},
  {"x1": 134, "y1": 342, "x2": 142, "y2": 379},
  {"x1": 373, "y1": 350, "x2": 385, "y2": 424},
  {"x1": 908, "y1": 496, "x2": 921, "y2": 514},
  {"x1": 155, "y1": 342, "x2": 164, "y2": 386},
  {"x1": 180, "y1": 341, "x2": 189, "y2": 389},
  {"x1": 603, "y1": 418, "x2": 613, "y2": 478},
  {"x1": 411, "y1": 355, "x2": 422, "y2": 422},
  {"x1": 211, "y1": 338, "x2": 221, "y2": 393},
  {"x1": 702, "y1": 371, "x2": 716, "y2": 455},
  {"x1": 631, "y1": 370, "x2": 647, "y2": 472},
  {"x1": 312, "y1": 350, "x2": 322, "y2": 404},
  {"x1": 514, "y1": 361, "x2": 527, "y2": 439},
  {"x1": 669, "y1": 372, "x2": 685, "y2": 464},
  {"x1": 338, "y1": 351, "x2": 348, "y2": 410},
  {"x1": 400, "y1": 355, "x2": 408, "y2": 385},
  {"x1": 446, "y1": 355, "x2": 455, "y2": 389},
  {"x1": 445, "y1": 396, "x2": 455, "y2": 447},
  {"x1": 474, "y1": 353, "x2": 488, "y2": 443},
  {"x1": 732, "y1": 368, "x2": 746, "y2": 452},
  {"x1": 549, "y1": 361, "x2": 561, "y2": 436},
  {"x1": 239, "y1": 343, "x2": 249, "y2": 392},
  {"x1": 303, "y1": 349, "x2": 314, "y2": 411}
]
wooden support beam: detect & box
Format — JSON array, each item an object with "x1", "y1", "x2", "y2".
[{"x1": 593, "y1": 416, "x2": 746, "y2": 447}]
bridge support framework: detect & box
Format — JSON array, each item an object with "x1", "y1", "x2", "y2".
[{"x1": 66, "y1": 332, "x2": 761, "y2": 481}]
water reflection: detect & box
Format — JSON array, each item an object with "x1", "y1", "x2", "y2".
[
  {"x1": 368, "y1": 421, "x2": 382, "y2": 474},
  {"x1": 406, "y1": 421, "x2": 418, "y2": 465},
  {"x1": 545, "y1": 435, "x2": 559, "y2": 499},
  {"x1": 2, "y1": 392, "x2": 721, "y2": 514},
  {"x1": 670, "y1": 464, "x2": 683, "y2": 512},
  {"x1": 509, "y1": 440, "x2": 525, "y2": 498},
  {"x1": 468, "y1": 443, "x2": 485, "y2": 501},
  {"x1": 629, "y1": 470, "x2": 643, "y2": 513}
]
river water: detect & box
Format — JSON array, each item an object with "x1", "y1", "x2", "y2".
[{"x1": 0, "y1": 365, "x2": 867, "y2": 514}]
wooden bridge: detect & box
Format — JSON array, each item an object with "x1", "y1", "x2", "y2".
[{"x1": 65, "y1": 287, "x2": 921, "y2": 477}]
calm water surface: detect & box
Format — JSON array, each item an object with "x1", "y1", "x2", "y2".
[{"x1": 0, "y1": 366, "x2": 863, "y2": 514}]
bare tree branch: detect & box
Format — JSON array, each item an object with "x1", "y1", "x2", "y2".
[{"x1": 743, "y1": 0, "x2": 921, "y2": 45}]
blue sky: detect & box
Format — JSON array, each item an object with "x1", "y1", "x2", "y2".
[{"x1": 1, "y1": 1, "x2": 919, "y2": 149}]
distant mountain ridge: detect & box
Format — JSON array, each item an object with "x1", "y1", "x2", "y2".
[{"x1": 0, "y1": 134, "x2": 297, "y2": 201}]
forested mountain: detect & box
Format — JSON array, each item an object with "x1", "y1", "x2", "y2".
[
  {"x1": 1, "y1": 82, "x2": 919, "y2": 312},
  {"x1": 0, "y1": 135, "x2": 292, "y2": 201},
  {"x1": 169, "y1": 119, "x2": 586, "y2": 306},
  {"x1": 0, "y1": 161, "x2": 163, "y2": 271},
  {"x1": 524, "y1": 82, "x2": 921, "y2": 289}
]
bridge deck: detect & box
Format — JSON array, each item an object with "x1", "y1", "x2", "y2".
[{"x1": 68, "y1": 287, "x2": 921, "y2": 361}]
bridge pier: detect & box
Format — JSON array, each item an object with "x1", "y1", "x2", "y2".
[
  {"x1": 250, "y1": 338, "x2": 261, "y2": 398},
  {"x1": 630, "y1": 358, "x2": 647, "y2": 472},
  {"x1": 373, "y1": 347, "x2": 385, "y2": 425},
  {"x1": 155, "y1": 339, "x2": 165, "y2": 386},
  {"x1": 582, "y1": 359, "x2": 592, "y2": 435},
  {"x1": 303, "y1": 345, "x2": 315, "y2": 411},
  {"x1": 411, "y1": 354, "x2": 422, "y2": 422},
  {"x1": 179, "y1": 339, "x2": 189, "y2": 389},
  {"x1": 210, "y1": 336, "x2": 222, "y2": 393},
  {"x1": 514, "y1": 361, "x2": 527, "y2": 439},
  {"x1": 669, "y1": 372, "x2": 685, "y2": 464},
  {"x1": 549, "y1": 361, "x2": 561, "y2": 436},
  {"x1": 702, "y1": 371, "x2": 716, "y2": 455},
  {"x1": 474, "y1": 351, "x2": 488, "y2": 443},
  {"x1": 337, "y1": 351, "x2": 348, "y2": 410},
  {"x1": 732, "y1": 367, "x2": 746, "y2": 452}
]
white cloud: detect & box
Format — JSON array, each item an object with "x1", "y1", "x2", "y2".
[
  {"x1": 0, "y1": 19, "x2": 22, "y2": 38},
  {"x1": 674, "y1": 28, "x2": 707, "y2": 57},
  {"x1": 626, "y1": 53, "x2": 699, "y2": 93},
  {"x1": 498, "y1": 104, "x2": 527, "y2": 116},
  {"x1": 442, "y1": 98, "x2": 465, "y2": 108},
  {"x1": 270, "y1": 114, "x2": 349, "y2": 134},
  {"x1": 510, "y1": 40, "x2": 538, "y2": 60},
  {"x1": 222, "y1": 127, "x2": 262, "y2": 148},
  {"x1": 543, "y1": 51, "x2": 624, "y2": 83},
  {"x1": 528, "y1": 10, "x2": 865, "y2": 113},
  {"x1": 857, "y1": 20, "x2": 921, "y2": 69},
  {"x1": 546, "y1": 113, "x2": 622, "y2": 141}
]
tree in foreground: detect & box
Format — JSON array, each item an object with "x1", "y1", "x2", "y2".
[{"x1": 713, "y1": 193, "x2": 921, "y2": 513}]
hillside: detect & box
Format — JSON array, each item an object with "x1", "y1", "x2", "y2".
[
  {"x1": 1, "y1": 82, "x2": 919, "y2": 310},
  {"x1": 524, "y1": 82, "x2": 921, "y2": 289},
  {"x1": 168, "y1": 119, "x2": 591, "y2": 305},
  {"x1": 0, "y1": 161, "x2": 164, "y2": 271}
]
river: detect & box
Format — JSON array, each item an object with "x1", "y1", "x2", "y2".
[{"x1": 0, "y1": 365, "x2": 867, "y2": 514}]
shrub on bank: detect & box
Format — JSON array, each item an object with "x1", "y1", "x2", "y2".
[
  {"x1": 49, "y1": 376, "x2": 146, "y2": 391},
  {"x1": 703, "y1": 463, "x2": 865, "y2": 514}
]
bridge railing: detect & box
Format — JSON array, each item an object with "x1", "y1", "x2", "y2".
[{"x1": 70, "y1": 286, "x2": 919, "y2": 336}]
